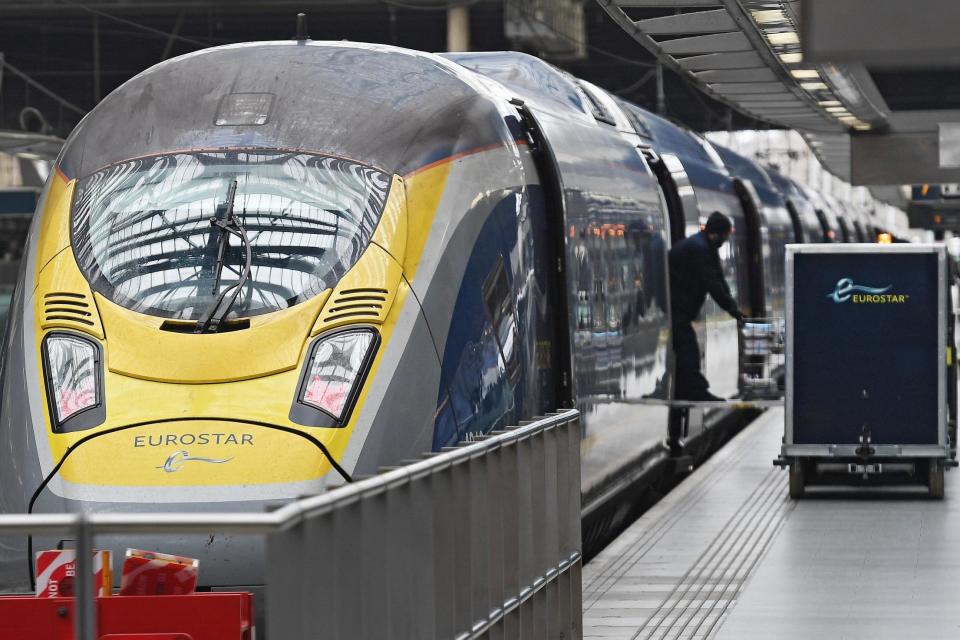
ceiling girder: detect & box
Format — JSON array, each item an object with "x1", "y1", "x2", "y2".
[
  {"x1": 711, "y1": 82, "x2": 789, "y2": 94},
  {"x1": 659, "y1": 31, "x2": 752, "y2": 54},
  {"x1": 678, "y1": 52, "x2": 765, "y2": 70},
  {"x1": 633, "y1": 9, "x2": 737, "y2": 35},
  {"x1": 694, "y1": 68, "x2": 778, "y2": 82},
  {"x1": 617, "y1": 0, "x2": 721, "y2": 6}
]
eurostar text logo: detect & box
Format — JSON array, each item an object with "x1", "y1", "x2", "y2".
[{"x1": 828, "y1": 278, "x2": 907, "y2": 304}]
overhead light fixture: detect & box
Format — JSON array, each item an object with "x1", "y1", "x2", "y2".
[
  {"x1": 838, "y1": 115, "x2": 858, "y2": 123},
  {"x1": 779, "y1": 53, "x2": 803, "y2": 63},
  {"x1": 800, "y1": 81, "x2": 828, "y2": 91},
  {"x1": 818, "y1": 100, "x2": 842, "y2": 107},
  {"x1": 853, "y1": 123, "x2": 872, "y2": 131},
  {"x1": 767, "y1": 31, "x2": 800, "y2": 46},
  {"x1": 790, "y1": 69, "x2": 820, "y2": 79},
  {"x1": 826, "y1": 106, "x2": 849, "y2": 113},
  {"x1": 751, "y1": 9, "x2": 786, "y2": 24}
]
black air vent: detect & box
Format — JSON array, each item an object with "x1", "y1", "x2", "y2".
[
  {"x1": 44, "y1": 293, "x2": 94, "y2": 327},
  {"x1": 322, "y1": 288, "x2": 387, "y2": 323},
  {"x1": 160, "y1": 319, "x2": 250, "y2": 333}
]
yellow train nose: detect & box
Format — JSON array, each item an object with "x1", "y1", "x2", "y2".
[{"x1": 58, "y1": 421, "x2": 339, "y2": 487}]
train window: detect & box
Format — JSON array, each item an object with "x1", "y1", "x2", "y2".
[
  {"x1": 574, "y1": 81, "x2": 616, "y2": 126},
  {"x1": 482, "y1": 258, "x2": 520, "y2": 384},
  {"x1": 71, "y1": 150, "x2": 390, "y2": 320},
  {"x1": 693, "y1": 135, "x2": 727, "y2": 170},
  {"x1": 616, "y1": 100, "x2": 654, "y2": 141}
]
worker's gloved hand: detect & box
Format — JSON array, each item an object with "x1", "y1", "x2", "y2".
[{"x1": 732, "y1": 309, "x2": 745, "y2": 325}]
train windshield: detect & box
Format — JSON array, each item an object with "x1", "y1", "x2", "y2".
[{"x1": 71, "y1": 150, "x2": 390, "y2": 321}]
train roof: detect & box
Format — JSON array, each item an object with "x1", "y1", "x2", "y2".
[
  {"x1": 711, "y1": 145, "x2": 783, "y2": 207},
  {"x1": 764, "y1": 167, "x2": 802, "y2": 199},
  {"x1": 445, "y1": 52, "x2": 708, "y2": 158},
  {"x1": 57, "y1": 41, "x2": 509, "y2": 180},
  {"x1": 440, "y1": 51, "x2": 592, "y2": 120}
]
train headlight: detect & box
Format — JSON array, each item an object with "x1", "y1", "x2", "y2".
[
  {"x1": 294, "y1": 328, "x2": 379, "y2": 424},
  {"x1": 42, "y1": 333, "x2": 104, "y2": 432}
]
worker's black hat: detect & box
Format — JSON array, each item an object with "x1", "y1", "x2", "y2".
[{"x1": 705, "y1": 212, "x2": 732, "y2": 235}]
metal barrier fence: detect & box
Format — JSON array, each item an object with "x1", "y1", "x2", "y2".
[{"x1": 0, "y1": 409, "x2": 581, "y2": 640}]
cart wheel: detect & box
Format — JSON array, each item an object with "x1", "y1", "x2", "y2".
[
  {"x1": 928, "y1": 460, "x2": 945, "y2": 500},
  {"x1": 789, "y1": 459, "x2": 805, "y2": 499}
]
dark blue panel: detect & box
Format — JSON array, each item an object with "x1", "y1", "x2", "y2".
[
  {"x1": 793, "y1": 252, "x2": 940, "y2": 445},
  {"x1": 431, "y1": 391, "x2": 460, "y2": 450},
  {"x1": 433, "y1": 195, "x2": 521, "y2": 448}
]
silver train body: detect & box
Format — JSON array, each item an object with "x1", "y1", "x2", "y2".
[{"x1": 0, "y1": 42, "x2": 874, "y2": 590}]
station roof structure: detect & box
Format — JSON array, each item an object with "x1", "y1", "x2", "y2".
[
  {"x1": 0, "y1": 0, "x2": 769, "y2": 159},
  {"x1": 598, "y1": 0, "x2": 960, "y2": 187},
  {"x1": 1, "y1": 0, "x2": 957, "y2": 221}
]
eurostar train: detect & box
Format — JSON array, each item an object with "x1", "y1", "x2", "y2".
[{"x1": 0, "y1": 41, "x2": 889, "y2": 590}]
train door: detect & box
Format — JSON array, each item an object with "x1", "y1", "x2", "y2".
[
  {"x1": 853, "y1": 220, "x2": 867, "y2": 242},
  {"x1": 645, "y1": 150, "x2": 699, "y2": 243},
  {"x1": 511, "y1": 97, "x2": 676, "y2": 487},
  {"x1": 813, "y1": 209, "x2": 833, "y2": 242},
  {"x1": 836, "y1": 217, "x2": 852, "y2": 242},
  {"x1": 512, "y1": 102, "x2": 574, "y2": 412},
  {"x1": 642, "y1": 150, "x2": 705, "y2": 381},
  {"x1": 784, "y1": 200, "x2": 805, "y2": 243},
  {"x1": 731, "y1": 178, "x2": 768, "y2": 318}
]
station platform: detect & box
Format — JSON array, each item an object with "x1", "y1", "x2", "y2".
[{"x1": 583, "y1": 407, "x2": 960, "y2": 639}]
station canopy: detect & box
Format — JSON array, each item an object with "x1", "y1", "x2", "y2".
[{"x1": 598, "y1": 0, "x2": 960, "y2": 188}]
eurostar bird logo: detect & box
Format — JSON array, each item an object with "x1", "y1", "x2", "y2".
[
  {"x1": 157, "y1": 450, "x2": 233, "y2": 473},
  {"x1": 828, "y1": 278, "x2": 891, "y2": 303}
]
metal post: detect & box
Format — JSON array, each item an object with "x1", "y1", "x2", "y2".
[
  {"x1": 451, "y1": 455, "x2": 472, "y2": 633},
  {"x1": 500, "y1": 433, "x2": 521, "y2": 638},
  {"x1": 656, "y1": 63, "x2": 666, "y2": 115},
  {"x1": 433, "y1": 466, "x2": 456, "y2": 637},
  {"x1": 485, "y1": 443, "x2": 505, "y2": 637},
  {"x1": 74, "y1": 515, "x2": 96, "y2": 640},
  {"x1": 361, "y1": 493, "x2": 390, "y2": 638},
  {"x1": 161, "y1": 11, "x2": 186, "y2": 61},
  {"x1": 447, "y1": 3, "x2": 470, "y2": 52},
  {"x1": 92, "y1": 14, "x2": 101, "y2": 104}
]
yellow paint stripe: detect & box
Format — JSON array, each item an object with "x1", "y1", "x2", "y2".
[{"x1": 402, "y1": 161, "x2": 452, "y2": 281}]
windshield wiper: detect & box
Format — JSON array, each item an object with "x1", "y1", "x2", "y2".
[{"x1": 195, "y1": 179, "x2": 253, "y2": 333}]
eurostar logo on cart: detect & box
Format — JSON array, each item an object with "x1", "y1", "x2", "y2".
[{"x1": 828, "y1": 277, "x2": 908, "y2": 304}]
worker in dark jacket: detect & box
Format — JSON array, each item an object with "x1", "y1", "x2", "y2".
[{"x1": 669, "y1": 212, "x2": 743, "y2": 401}]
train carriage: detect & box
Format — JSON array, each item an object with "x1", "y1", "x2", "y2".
[{"x1": 0, "y1": 42, "x2": 873, "y2": 592}]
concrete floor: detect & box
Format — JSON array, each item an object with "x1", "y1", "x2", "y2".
[{"x1": 583, "y1": 407, "x2": 959, "y2": 640}]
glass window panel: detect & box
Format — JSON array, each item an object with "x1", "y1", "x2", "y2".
[{"x1": 72, "y1": 151, "x2": 390, "y2": 320}]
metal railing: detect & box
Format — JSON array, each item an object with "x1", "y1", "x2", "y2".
[{"x1": 0, "y1": 409, "x2": 582, "y2": 640}]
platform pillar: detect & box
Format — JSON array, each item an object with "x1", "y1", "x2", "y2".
[{"x1": 447, "y1": 4, "x2": 469, "y2": 52}]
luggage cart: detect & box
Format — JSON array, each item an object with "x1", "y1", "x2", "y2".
[
  {"x1": 775, "y1": 244, "x2": 958, "y2": 499},
  {"x1": 738, "y1": 317, "x2": 785, "y2": 400}
]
